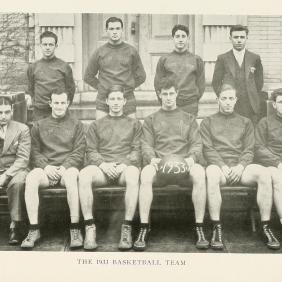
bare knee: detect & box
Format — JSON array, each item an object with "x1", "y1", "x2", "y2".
[
  {"x1": 206, "y1": 165, "x2": 221, "y2": 186},
  {"x1": 190, "y1": 164, "x2": 206, "y2": 186},
  {"x1": 79, "y1": 166, "x2": 95, "y2": 186},
  {"x1": 125, "y1": 166, "x2": 140, "y2": 186},
  {"x1": 25, "y1": 168, "x2": 44, "y2": 188},
  {"x1": 140, "y1": 165, "x2": 156, "y2": 185}
]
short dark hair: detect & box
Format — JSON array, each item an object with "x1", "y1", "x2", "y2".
[
  {"x1": 172, "y1": 24, "x2": 189, "y2": 37},
  {"x1": 0, "y1": 95, "x2": 12, "y2": 107},
  {"x1": 230, "y1": 25, "x2": 249, "y2": 36},
  {"x1": 159, "y1": 77, "x2": 178, "y2": 92},
  {"x1": 218, "y1": 84, "x2": 237, "y2": 97},
  {"x1": 106, "y1": 85, "x2": 125, "y2": 98},
  {"x1": 271, "y1": 88, "x2": 282, "y2": 101},
  {"x1": 40, "y1": 31, "x2": 58, "y2": 45},
  {"x1": 106, "y1": 17, "x2": 123, "y2": 29}
]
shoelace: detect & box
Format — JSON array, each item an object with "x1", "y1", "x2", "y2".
[
  {"x1": 214, "y1": 225, "x2": 222, "y2": 242},
  {"x1": 122, "y1": 226, "x2": 130, "y2": 242},
  {"x1": 26, "y1": 230, "x2": 37, "y2": 242},
  {"x1": 263, "y1": 226, "x2": 276, "y2": 241},
  {"x1": 71, "y1": 229, "x2": 79, "y2": 240},
  {"x1": 196, "y1": 227, "x2": 206, "y2": 241},
  {"x1": 137, "y1": 228, "x2": 147, "y2": 242}
]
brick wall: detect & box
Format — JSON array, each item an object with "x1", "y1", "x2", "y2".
[
  {"x1": 0, "y1": 13, "x2": 31, "y2": 92},
  {"x1": 247, "y1": 16, "x2": 282, "y2": 86}
]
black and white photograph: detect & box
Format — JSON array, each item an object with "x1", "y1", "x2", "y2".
[{"x1": 1, "y1": 0, "x2": 282, "y2": 281}]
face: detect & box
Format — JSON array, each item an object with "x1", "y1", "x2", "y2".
[
  {"x1": 158, "y1": 86, "x2": 178, "y2": 110},
  {"x1": 173, "y1": 30, "x2": 189, "y2": 52},
  {"x1": 218, "y1": 90, "x2": 237, "y2": 114},
  {"x1": 0, "y1": 104, "x2": 12, "y2": 126},
  {"x1": 40, "y1": 37, "x2": 57, "y2": 59},
  {"x1": 49, "y1": 93, "x2": 69, "y2": 118},
  {"x1": 106, "y1": 91, "x2": 126, "y2": 115},
  {"x1": 273, "y1": 95, "x2": 282, "y2": 116},
  {"x1": 230, "y1": 30, "x2": 247, "y2": 51},
  {"x1": 106, "y1": 21, "x2": 123, "y2": 44}
]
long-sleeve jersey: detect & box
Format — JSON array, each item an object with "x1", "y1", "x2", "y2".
[
  {"x1": 142, "y1": 108, "x2": 202, "y2": 165},
  {"x1": 84, "y1": 42, "x2": 146, "y2": 97},
  {"x1": 86, "y1": 115, "x2": 142, "y2": 167},
  {"x1": 31, "y1": 112, "x2": 85, "y2": 169},
  {"x1": 200, "y1": 112, "x2": 254, "y2": 167},
  {"x1": 154, "y1": 50, "x2": 205, "y2": 105},
  {"x1": 27, "y1": 56, "x2": 76, "y2": 109},
  {"x1": 255, "y1": 114, "x2": 282, "y2": 167}
]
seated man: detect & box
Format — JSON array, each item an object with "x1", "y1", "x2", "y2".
[
  {"x1": 0, "y1": 96, "x2": 30, "y2": 245},
  {"x1": 21, "y1": 91, "x2": 85, "y2": 250},
  {"x1": 200, "y1": 84, "x2": 279, "y2": 250},
  {"x1": 79, "y1": 85, "x2": 142, "y2": 251},
  {"x1": 255, "y1": 88, "x2": 282, "y2": 231},
  {"x1": 135, "y1": 78, "x2": 208, "y2": 251}
]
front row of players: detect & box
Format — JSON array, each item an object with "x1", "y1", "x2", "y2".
[{"x1": 2, "y1": 80, "x2": 282, "y2": 251}]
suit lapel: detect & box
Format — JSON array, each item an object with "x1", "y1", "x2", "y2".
[
  {"x1": 226, "y1": 50, "x2": 236, "y2": 78},
  {"x1": 244, "y1": 50, "x2": 252, "y2": 81},
  {"x1": 2, "y1": 121, "x2": 17, "y2": 155}
]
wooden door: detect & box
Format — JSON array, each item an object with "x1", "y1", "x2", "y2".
[{"x1": 138, "y1": 14, "x2": 191, "y2": 90}]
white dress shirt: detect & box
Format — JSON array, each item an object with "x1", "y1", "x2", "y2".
[{"x1": 233, "y1": 48, "x2": 246, "y2": 67}]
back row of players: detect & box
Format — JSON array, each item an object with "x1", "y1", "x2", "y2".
[{"x1": 2, "y1": 17, "x2": 280, "y2": 251}]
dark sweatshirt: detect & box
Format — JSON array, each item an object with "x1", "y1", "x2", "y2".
[
  {"x1": 154, "y1": 50, "x2": 205, "y2": 105},
  {"x1": 200, "y1": 112, "x2": 254, "y2": 167},
  {"x1": 255, "y1": 114, "x2": 282, "y2": 167},
  {"x1": 142, "y1": 108, "x2": 202, "y2": 165},
  {"x1": 31, "y1": 112, "x2": 85, "y2": 169},
  {"x1": 27, "y1": 56, "x2": 76, "y2": 109},
  {"x1": 86, "y1": 115, "x2": 142, "y2": 167},
  {"x1": 84, "y1": 42, "x2": 146, "y2": 97}
]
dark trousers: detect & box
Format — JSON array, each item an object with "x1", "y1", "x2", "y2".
[{"x1": 5, "y1": 170, "x2": 28, "y2": 222}]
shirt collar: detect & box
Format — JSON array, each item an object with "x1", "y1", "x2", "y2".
[{"x1": 232, "y1": 48, "x2": 246, "y2": 58}]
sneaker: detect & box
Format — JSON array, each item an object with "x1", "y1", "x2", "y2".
[
  {"x1": 118, "y1": 224, "x2": 132, "y2": 250},
  {"x1": 70, "y1": 228, "x2": 83, "y2": 249},
  {"x1": 262, "y1": 225, "x2": 280, "y2": 250},
  {"x1": 21, "y1": 229, "x2": 41, "y2": 249},
  {"x1": 133, "y1": 226, "x2": 149, "y2": 251},
  {"x1": 210, "y1": 224, "x2": 224, "y2": 250},
  {"x1": 84, "y1": 224, "x2": 97, "y2": 250},
  {"x1": 195, "y1": 226, "x2": 209, "y2": 249}
]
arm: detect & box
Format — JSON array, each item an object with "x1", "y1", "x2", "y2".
[
  {"x1": 238, "y1": 119, "x2": 255, "y2": 167},
  {"x1": 141, "y1": 117, "x2": 157, "y2": 165},
  {"x1": 132, "y1": 50, "x2": 146, "y2": 88},
  {"x1": 154, "y1": 56, "x2": 166, "y2": 97},
  {"x1": 83, "y1": 50, "x2": 100, "y2": 89},
  {"x1": 187, "y1": 117, "x2": 202, "y2": 163},
  {"x1": 212, "y1": 55, "x2": 224, "y2": 95},
  {"x1": 126, "y1": 120, "x2": 142, "y2": 167},
  {"x1": 255, "y1": 118, "x2": 280, "y2": 167},
  {"x1": 254, "y1": 55, "x2": 264, "y2": 93},
  {"x1": 195, "y1": 56, "x2": 205, "y2": 100},
  {"x1": 86, "y1": 122, "x2": 105, "y2": 166},
  {"x1": 65, "y1": 64, "x2": 76, "y2": 104},
  {"x1": 200, "y1": 118, "x2": 226, "y2": 167},
  {"x1": 5, "y1": 126, "x2": 31, "y2": 178},
  {"x1": 61, "y1": 121, "x2": 86, "y2": 169},
  {"x1": 26, "y1": 64, "x2": 34, "y2": 98},
  {"x1": 30, "y1": 122, "x2": 49, "y2": 169}
]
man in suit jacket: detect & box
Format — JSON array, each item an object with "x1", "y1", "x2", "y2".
[
  {"x1": 0, "y1": 95, "x2": 31, "y2": 245},
  {"x1": 212, "y1": 25, "x2": 264, "y2": 124}
]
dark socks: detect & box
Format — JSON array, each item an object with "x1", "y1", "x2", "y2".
[
  {"x1": 84, "y1": 219, "x2": 95, "y2": 227},
  {"x1": 123, "y1": 220, "x2": 132, "y2": 226},
  {"x1": 70, "y1": 223, "x2": 80, "y2": 229},
  {"x1": 29, "y1": 224, "x2": 39, "y2": 230},
  {"x1": 140, "y1": 223, "x2": 149, "y2": 229}
]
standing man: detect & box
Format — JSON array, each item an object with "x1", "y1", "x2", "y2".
[
  {"x1": 212, "y1": 25, "x2": 264, "y2": 124},
  {"x1": 0, "y1": 96, "x2": 30, "y2": 245},
  {"x1": 154, "y1": 24, "x2": 205, "y2": 116},
  {"x1": 134, "y1": 78, "x2": 208, "y2": 251},
  {"x1": 78, "y1": 85, "x2": 142, "y2": 251},
  {"x1": 84, "y1": 17, "x2": 146, "y2": 119},
  {"x1": 26, "y1": 31, "x2": 76, "y2": 121},
  {"x1": 201, "y1": 84, "x2": 279, "y2": 250},
  {"x1": 255, "y1": 88, "x2": 282, "y2": 231},
  {"x1": 21, "y1": 91, "x2": 85, "y2": 250}
]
